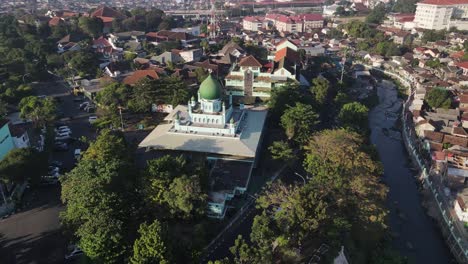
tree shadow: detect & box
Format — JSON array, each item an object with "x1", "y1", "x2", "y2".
[{"x1": 0, "y1": 229, "x2": 67, "y2": 264}]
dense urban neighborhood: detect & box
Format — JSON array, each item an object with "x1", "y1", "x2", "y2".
[{"x1": 0, "y1": 0, "x2": 468, "y2": 263}]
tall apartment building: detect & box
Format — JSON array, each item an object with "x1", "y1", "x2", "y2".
[{"x1": 414, "y1": 0, "x2": 468, "y2": 30}]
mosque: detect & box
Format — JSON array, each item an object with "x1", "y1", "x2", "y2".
[{"x1": 139, "y1": 75, "x2": 268, "y2": 218}]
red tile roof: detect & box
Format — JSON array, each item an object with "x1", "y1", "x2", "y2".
[
  {"x1": 48, "y1": 17, "x2": 63, "y2": 26},
  {"x1": 238, "y1": 55, "x2": 262, "y2": 67},
  {"x1": 274, "y1": 47, "x2": 299, "y2": 62},
  {"x1": 419, "y1": 0, "x2": 468, "y2": 5},
  {"x1": 123, "y1": 70, "x2": 159, "y2": 86},
  {"x1": 457, "y1": 61, "x2": 468, "y2": 69},
  {"x1": 91, "y1": 6, "x2": 124, "y2": 18},
  {"x1": 98, "y1": 16, "x2": 114, "y2": 23},
  {"x1": 459, "y1": 94, "x2": 468, "y2": 104},
  {"x1": 93, "y1": 36, "x2": 111, "y2": 47}
]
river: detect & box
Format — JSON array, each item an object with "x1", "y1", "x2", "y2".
[{"x1": 368, "y1": 80, "x2": 453, "y2": 264}]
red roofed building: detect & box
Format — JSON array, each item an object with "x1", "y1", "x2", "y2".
[
  {"x1": 91, "y1": 6, "x2": 125, "y2": 33},
  {"x1": 243, "y1": 16, "x2": 264, "y2": 31},
  {"x1": 48, "y1": 17, "x2": 64, "y2": 27},
  {"x1": 415, "y1": 0, "x2": 468, "y2": 30},
  {"x1": 457, "y1": 61, "x2": 468, "y2": 76},
  {"x1": 264, "y1": 12, "x2": 323, "y2": 33},
  {"x1": 123, "y1": 70, "x2": 159, "y2": 86}
]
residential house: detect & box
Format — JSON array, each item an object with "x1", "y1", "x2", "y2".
[
  {"x1": 179, "y1": 49, "x2": 203, "y2": 63},
  {"x1": 0, "y1": 120, "x2": 17, "y2": 160},
  {"x1": 454, "y1": 188, "x2": 468, "y2": 222},
  {"x1": 57, "y1": 34, "x2": 82, "y2": 53},
  {"x1": 151, "y1": 51, "x2": 183, "y2": 64},
  {"x1": 457, "y1": 62, "x2": 468, "y2": 76},
  {"x1": 243, "y1": 16, "x2": 264, "y2": 31},
  {"x1": 123, "y1": 70, "x2": 159, "y2": 86},
  {"x1": 90, "y1": 6, "x2": 125, "y2": 33}
]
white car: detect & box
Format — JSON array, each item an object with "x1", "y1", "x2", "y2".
[
  {"x1": 56, "y1": 131, "x2": 71, "y2": 137},
  {"x1": 55, "y1": 135, "x2": 71, "y2": 141},
  {"x1": 74, "y1": 149, "x2": 81, "y2": 160},
  {"x1": 57, "y1": 125, "x2": 69, "y2": 130},
  {"x1": 88, "y1": 116, "x2": 97, "y2": 124},
  {"x1": 55, "y1": 128, "x2": 72, "y2": 134}
]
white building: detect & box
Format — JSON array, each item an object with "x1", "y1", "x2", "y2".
[
  {"x1": 265, "y1": 13, "x2": 324, "y2": 33},
  {"x1": 242, "y1": 16, "x2": 264, "y2": 31},
  {"x1": 139, "y1": 75, "x2": 268, "y2": 219},
  {"x1": 179, "y1": 48, "x2": 203, "y2": 63},
  {"x1": 414, "y1": 0, "x2": 468, "y2": 30},
  {"x1": 455, "y1": 189, "x2": 468, "y2": 222}
]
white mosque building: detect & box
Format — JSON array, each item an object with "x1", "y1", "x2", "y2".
[{"x1": 139, "y1": 75, "x2": 268, "y2": 219}]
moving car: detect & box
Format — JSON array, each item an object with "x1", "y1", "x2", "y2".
[{"x1": 79, "y1": 102, "x2": 89, "y2": 110}]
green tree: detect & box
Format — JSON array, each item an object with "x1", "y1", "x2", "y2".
[
  {"x1": 366, "y1": 3, "x2": 387, "y2": 24},
  {"x1": 163, "y1": 175, "x2": 207, "y2": 219},
  {"x1": 310, "y1": 77, "x2": 330, "y2": 107},
  {"x1": 338, "y1": 102, "x2": 369, "y2": 131},
  {"x1": 425, "y1": 88, "x2": 451, "y2": 109},
  {"x1": 60, "y1": 130, "x2": 135, "y2": 263},
  {"x1": 393, "y1": 0, "x2": 418, "y2": 13},
  {"x1": 268, "y1": 81, "x2": 302, "y2": 120},
  {"x1": 268, "y1": 141, "x2": 295, "y2": 166},
  {"x1": 66, "y1": 50, "x2": 99, "y2": 77},
  {"x1": 280, "y1": 103, "x2": 319, "y2": 144},
  {"x1": 130, "y1": 220, "x2": 171, "y2": 264},
  {"x1": 96, "y1": 82, "x2": 131, "y2": 110},
  {"x1": 78, "y1": 17, "x2": 103, "y2": 38},
  {"x1": 0, "y1": 148, "x2": 46, "y2": 185},
  {"x1": 19, "y1": 96, "x2": 56, "y2": 127}
]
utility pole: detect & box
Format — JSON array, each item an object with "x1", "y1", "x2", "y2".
[
  {"x1": 118, "y1": 106, "x2": 124, "y2": 131},
  {"x1": 340, "y1": 48, "x2": 347, "y2": 83}
]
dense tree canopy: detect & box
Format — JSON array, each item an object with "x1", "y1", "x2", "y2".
[
  {"x1": 128, "y1": 76, "x2": 190, "y2": 113},
  {"x1": 0, "y1": 148, "x2": 46, "y2": 184},
  {"x1": 281, "y1": 103, "x2": 319, "y2": 144},
  {"x1": 78, "y1": 17, "x2": 103, "y2": 38},
  {"x1": 310, "y1": 77, "x2": 330, "y2": 107},
  {"x1": 366, "y1": 3, "x2": 387, "y2": 24},
  {"x1": 425, "y1": 88, "x2": 452, "y2": 109},
  {"x1": 60, "y1": 130, "x2": 135, "y2": 263},
  {"x1": 338, "y1": 102, "x2": 369, "y2": 131},
  {"x1": 19, "y1": 96, "x2": 56, "y2": 127},
  {"x1": 130, "y1": 220, "x2": 171, "y2": 264}
]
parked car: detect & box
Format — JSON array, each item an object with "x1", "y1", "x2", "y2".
[
  {"x1": 79, "y1": 102, "x2": 90, "y2": 110},
  {"x1": 55, "y1": 126, "x2": 71, "y2": 132},
  {"x1": 74, "y1": 149, "x2": 81, "y2": 160},
  {"x1": 49, "y1": 161, "x2": 63, "y2": 167},
  {"x1": 55, "y1": 135, "x2": 71, "y2": 141},
  {"x1": 56, "y1": 131, "x2": 71, "y2": 137},
  {"x1": 40, "y1": 176, "x2": 58, "y2": 186},
  {"x1": 48, "y1": 166, "x2": 59, "y2": 174},
  {"x1": 54, "y1": 142, "x2": 68, "y2": 151},
  {"x1": 73, "y1": 97, "x2": 84, "y2": 102},
  {"x1": 86, "y1": 106, "x2": 95, "y2": 113},
  {"x1": 88, "y1": 116, "x2": 97, "y2": 124},
  {"x1": 55, "y1": 128, "x2": 72, "y2": 134},
  {"x1": 65, "y1": 245, "x2": 83, "y2": 260}
]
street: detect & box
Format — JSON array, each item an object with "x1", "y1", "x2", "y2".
[
  {"x1": 0, "y1": 80, "x2": 98, "y2": 264},
  {"x1": 0, "y1": 185, "x2": 66, "y2": 264}
]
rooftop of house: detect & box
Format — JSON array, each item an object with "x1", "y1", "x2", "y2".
[
  {"x1": 208, "y1": 159, "x2": 252, "y2": 203},
  {"x1": 90, "y1": 5, "x2": 124, "y2": 19},
  {"x1": 122, "y1": 70, "x2": 159, "y2": 86},
  {"x1": 419, "y1": 0, "x2": 468, "y2": 5},
  {"x1": 238, "y1": 55, "x2": 262, "y2": 67}
]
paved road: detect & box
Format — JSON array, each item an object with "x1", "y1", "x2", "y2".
[
  {"x1": 0, "y1": 185, "x2": 66, "y2": 264},
  {"x1": 0, "y1": 80, "x2": 97, "y2": 264}
]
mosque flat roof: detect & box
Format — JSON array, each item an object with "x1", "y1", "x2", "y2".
[{"x1": 139, "y1": 106, "x2": 268, "y2": 158}]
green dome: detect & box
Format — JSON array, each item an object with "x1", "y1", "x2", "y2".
[{"x1": 199, "y1": 75, "x2": 222, "y2": 100}]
